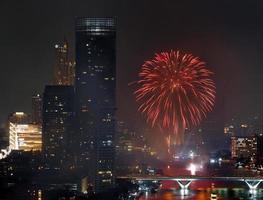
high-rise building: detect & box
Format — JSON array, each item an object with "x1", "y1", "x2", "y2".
[
  {"x1": 256, "y1": 134, "x2": 263, "y2": 164},
  {"x1": 0, "y1": 127, "x2": 8, "y2": 150},
  {"x1": 75, "y1": 17, "x2": 116, "y2": 192},
  {"x1": 42, "y1": 85, "x2": 74, "y2": 169},
  {"x1": 8, "y1": 112, "x2": 42, "y2": 151},
  {"x1": 224, "y1": 125, "x2": 235, "y2": 136},
  {"x1": 231, "y1": 136, "x2": 257, "y2": 159},
  {"x1": 68, "y1": 61, "x2": 76, "y2": 85},
  {"x1": 8, "y1": 112, "x2": 30, "y2": 124},
  {"x1": 238, "y1": 124, "x2": 249, "y2": 137},
  {"x1": 53, "y1": 38, "x2": 75, "y2": 85},
  {"x1": 32, "y1": 94, "x2": 42, "y2": 125}
]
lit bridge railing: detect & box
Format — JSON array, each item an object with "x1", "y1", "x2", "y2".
[{"x1": 118, "y1": 175, "x2": 263, "y2": 190}]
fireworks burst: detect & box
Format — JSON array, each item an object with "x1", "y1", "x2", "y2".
[{"x1": 134, "y1": 50, "x2": 216, "y2": 145}]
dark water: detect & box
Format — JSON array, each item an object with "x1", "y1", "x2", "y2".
[
  {"x1": 139, "y1": 188, "x2": 263, "y2": 200},
  {"x1": 139, "y1": 161, "x2": 263, "y2": 199}
]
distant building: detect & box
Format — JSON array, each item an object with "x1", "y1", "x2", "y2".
[
  {"x1": 42, "y1": 85, "x2": 74, "y2": 169},
  {"x1": 32, "y1": 94, "x2": 42, "y2": 125},
  {"x1": 53, "y1": 38, "x2": 75, "y2": 85},
  {"x1": 114, "y1": 121, "x2": 157, "y2": 176},
  {"x1": 9, "y1": 124, "x2": 42, "y2": 151},
  {"x1": 0, "y1": 128, "x2": 8, "y2": 150},
  {"x1": 0, "y1": 150, "x2": 42, "y2": 182},
  {"x1": 225, "y1": 116, "x2": 263, "y2": 138},
  {"x1": 224, "y1": 125, "x2": 235, "y2": 136},
  {"x1": 238, "y1": 124, "x2": 249, "y2": 137},
  {"x1": 8, "y1": 112, "x2": 41, "y2": 151},
  {"x1": 68, "y1": 61, "x2": 76, "y2": 85},
  {"x1": 116, "y1": 121, "x2": 132, "y2": 153},
  {"x1": 8, "y1": 112, "x2": 29, "y2": 124},
  {"x1": 116, "y1": 121, "x2": 146, "y2": 154},
  {"x1": 75, "y1": 17, "x2": 116, "y2": 192},
  {"x1": 256, "y1": 134, "x2": 263, "y2": 164},
  {"x1": 231, "y1": 136, "x2": 257, "y2": 159}
]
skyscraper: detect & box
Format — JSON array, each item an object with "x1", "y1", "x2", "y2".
[
  {"x1": 32, "y1": 94, "x2": 42, "y2": 125},
  {"x1": 256, "y1": 134, "x2": 263, "y2": 164},
  {"x1": 75, "y1": 17, "x2": 116, "y2": 192},
  {"x1": 53, "y1": 38, "x2": 75, "y2": 85},
  {"x1": 42, "y1": 85, "x2": 74, "y2": 169}
]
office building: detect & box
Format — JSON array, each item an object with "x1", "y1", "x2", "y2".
[
  {"x1": 256, "y1": 134, "x2": 263, "y2": 164},
  {"x1": 32, "y1": 94, "x2": 42, "y2": 124},
  {"x1": 238, "y1": 124, "x2": 249, "y2": 137},
  {"x1": 75, "y1": 17, "x2": 116, "y2": 192},
  {"x1": 231, "y1": 136, "x2": 257, "y2": 159},
  {"x1": 42, "y1": 85, "x2": 74, "y2": 169},
  {"x1": 0, "y1": 128, "x2": 8, "y2": 150},
  {"x1": 53, "y1": 39, "x2": 75, "y2": 85},
  {"x1": 8, "y1": 112, "x2": 41, "y2": 151},
  {"x1": 9, "y1": 124, "x2": 42, "y2": 151},
  {"x1": 8, "y1": 112, "x2": 29, "y2": 124},
  {"x1": 224, "y1": 125, "x2": 235, "y2": 136}
]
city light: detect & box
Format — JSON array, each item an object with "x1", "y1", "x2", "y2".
[
  {"x1": 0, "y1": 3, "x2": 262, "y2": 199},
  {"x1": 187, "y1": 163, "x2": 197, "y2": 175},
  {"x1": 0, "y1": 147, "x2": 11, "y2": 160},
  {"x1": 189, "y1": 150, "x2": 194, "y2": 159},
  {"x1": 210, "y1": 159, "x2": 216, "y2": 164},
  {"x1": 9, "y1": 123, "x2": 42, "y2": 151}
]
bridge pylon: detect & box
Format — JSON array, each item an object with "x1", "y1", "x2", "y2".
[
  {"x1": 176, "y1": 179, "x2": 192, "y2": 190},
  {"x1": 244, "y1": 180, "x2": 262, "y2": 190}
]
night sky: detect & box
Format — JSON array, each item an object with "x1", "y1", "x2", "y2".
[{"x1": 1, "y1": 0, "x2": 263, "y2": 128}]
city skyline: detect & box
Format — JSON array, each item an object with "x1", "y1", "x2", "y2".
[
  {"x1": 1, "y1": 1, "x2": 263, "y2": 129},
  {"x1": 1, "y1": 2, "x2": 263, "y2": 199}
]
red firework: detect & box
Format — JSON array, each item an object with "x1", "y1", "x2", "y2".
[{"x1": 134, "y1": 50, "x2": 216, "y2": 144}]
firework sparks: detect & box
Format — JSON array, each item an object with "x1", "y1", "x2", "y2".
[{"x1": 134, "y1": 50, "x2": 216, "y2": 145}]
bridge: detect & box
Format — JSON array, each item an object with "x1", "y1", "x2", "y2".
[{"x1": 118, "y1": 176, "x2": 263, "y2": 191}]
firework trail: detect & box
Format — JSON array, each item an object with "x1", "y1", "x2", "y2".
[{"x1": 134, "y1": 50, "x2": 216, "y2": 145}]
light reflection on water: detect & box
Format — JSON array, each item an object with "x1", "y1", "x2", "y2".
[
  {"x1": 140, "y1": 161, "x2": 263, "y2": 199},
  {"x1": 139, "y1": 188, "x2": 263, "y2": 200}
]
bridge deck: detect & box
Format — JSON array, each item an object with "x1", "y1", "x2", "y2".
[{"x1": 118, "y1": 176, "x2": 263, "y2": 182}]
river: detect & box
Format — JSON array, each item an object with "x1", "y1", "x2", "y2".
[{"x1": 138, "y1": 161, "x2": 263, "y2": 199}]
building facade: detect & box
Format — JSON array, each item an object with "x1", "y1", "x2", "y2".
[
  {"x1": 231, "y1": 136, "x2": 257, "y2": 159},
  {"x1": 8, "y1": 112, "x2": 41, "y2": 151},
  {"x1": 32, "y1": 94, "x2": 42, "y2": 125},
  {"x1": 53, "y1": 39, "x2": 75, "y2": 85},
  {"x1": 0, "y1": 128, "x2": 8, "y2": 150},
  {"x1": 256, "y1": 134, "x2": 263, "y2": 164},
  {"x1": 42, "y1": 85, "x2": 74, "y2": 169},
  {"x1": 75, "y1": 17, "x2": 116, "y2": 192}
]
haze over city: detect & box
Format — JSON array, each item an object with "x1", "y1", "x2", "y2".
[
  {"x1": 1, "y1": 1, "x2": 263, "y2": 200},
  {"x1": 1, "y1": 1, "x2": 263, "y2": 123}
]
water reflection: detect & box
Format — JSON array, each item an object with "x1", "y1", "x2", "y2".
[{"x1": 139, "y1": 188, "x2": 263, "y2": 199}]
